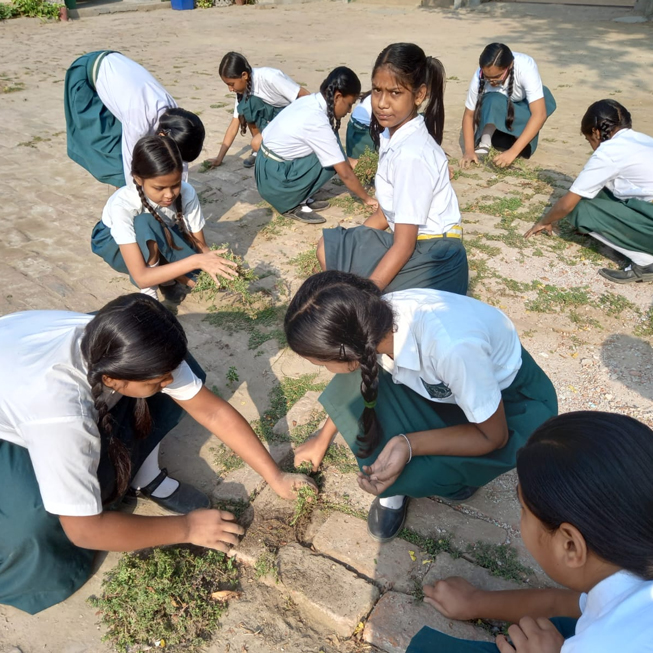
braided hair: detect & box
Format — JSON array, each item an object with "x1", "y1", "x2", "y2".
[
  {"x1": 319, "y1": 67, "x2": 362, "y2": 133},
  {"x1": 219, "y1": 51, "x2": 253, "y2": 136},
  {"x1": 158, "y1": 108, "x2": 205, "y2": 162},
  {"x1": 473, "y1": 43, "x2": 515, "y2": 131},
  {"x1": 80, "y1": 294, "x2": 188, "y2": 504},
  {"x1": 581, "y1": 99, "x2": 632, "y2": 143},
  {"x1": 284, "y1": 271, "x2": 394, "y2": 457},
  {"x1": 370, "y1": 43, "x2": 447, "y2": 147},
  {"x1": 132, "y1": 135, "x2": 200, "y2": 252}
]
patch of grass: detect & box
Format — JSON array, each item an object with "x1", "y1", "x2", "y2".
[
  {"x1": 213, "y1": 444, "x2": 245, "y2": 473},
  {"x1": 323, "y1": 443, "x2": 359, "y2": 474},
  {"x1": 212, "y1": 498, "x2": 250, "y2": 520},
  {"x1": 398, "y1": 528, "x2": 456, "y2": 558},
  {"x1": 17, "y1": 135, "x2": 50, "y2": 148},
  {"x1": 89, "y1": 547, "x2": 238, "y2": 653},
  {"x1": 466, "y1": 542, "x2": 534, "y2": 582},
  {"x1": 3, "y1": 82, "x2": 25, "y2": 93},
  {"x1": 290, "y1": 247, "x2": 320, "y2": 279},
  {"x1": 289, "y1": 485, "x2": 318, "y2": 526},
  {"x1": 466, "y1": 237, "x2": 501, "y2": 257},
  {"x1": 254, "y1": 550, "x2": 279, "y2": 582},
  {"x1": 525, "y1": 284, "x2": 590, "y2": 313},
  {"x1": 260, "y1": 213, "x2": 293, "y2": 239},
  {"x1": 634, "y1": 307, "x2": 653, "y2": 337},
  {"x1": 568, "y1": 311, "x2": 602, "y2": 330},
  {"x1": 598, "y1": 292, "x2": 639, "y2": 317},
  {"x1": 198, "y1": 160, "x2": 213, "y2": 173},
  {"x1": 353, "y1": 148, "x2": 379, "y2": 186},
  {"x1": 226, "y1": 366, "x2": 239, "y2": 387},
  {"x1": 329, "y1": 195, "x2": 369, "y2": 216},
  {"x1": 210, "y1": 102, "x2": 228, "y2": 109},
  {"x1": 412, "y1": 578, "x2": 425, "y2": 602}
]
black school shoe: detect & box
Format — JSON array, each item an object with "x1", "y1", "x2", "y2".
[
  {"x1": 599, "y1": 262, "x2": 653, "y2": 284},
  {"x1": 305, "y1": 199, "x2": 330, "y2": 211},
  {"x1": 243, "y1": 153, "x2": 257, "y2": 168},
  {"x1": 491, "y1": 131, "x2": 532, "y2": 159},
  {"x1": 134, "y1": 468, "x2": 211, "y2": 514},
  {"x1": 367, "y1": 496, "x2": 409, "y2": 543},
  {"x1": 160, "y1": 281, "x2": 190, "y2": 304},
  {"x1": 283, "y1": 206, "x2": 327, "y2": 224}
]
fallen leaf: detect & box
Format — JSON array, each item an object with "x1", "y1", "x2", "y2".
[
  {"x1": 211, "y1": 590, "x2": 242, "y2": 601},
  {"x1": 408, "y1": 550, "x2": 416, "y2": 561},
  {"x1": 422, "y1": 560, "x2": 433, "y2": 564}
]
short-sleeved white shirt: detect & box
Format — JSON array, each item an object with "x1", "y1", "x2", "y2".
[
  {"x1": 465, "y1": 52, "x2": 544, "y2": 111},
  {"x1": 561, "y1": 571, "x2": 653, "y2": 652},
  {"x1": 232, "y1": 66, "x2": 301, "y2": 118},
  {"x1": 375, "y1": 115, "x2": 461, "y2": 236},
  {"x1": 261, "y1": 93, "x2": 345, "y2": 167},
  {"x1": 95, "y1": 53, "x2": 188, "y2": 185},
  {"x1": 101, "y1": 181, "x2": 205, "y2": 246},
  {"x1": 351, "y1": 94, "x2": 373, "y2": 126},
  {"x1": 0, "y1": 311, "x2": 203, "y2": 517},
  {"x1": 381, "y1": 289, "x2": 522, "y2": 424},
  {"x1": 569, "y1": 129, "x2": 653, "y2": 202}
]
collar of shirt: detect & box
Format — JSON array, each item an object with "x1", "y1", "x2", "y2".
[
  {"x1": 314, "y1": 92, "x2": 327, "y2": 113},
  {"x1": 579, "y1": 571, "x2": 645, "y2": 626},
  {"x1": 380, "y1": 298, "x2": 421, "y2": 375},
  {"x1": 380, "y1": 114, "x2": 426, "y2": 155},
  {"x1": 603, "y1": 127, "x2": 631, "y2": 146}
]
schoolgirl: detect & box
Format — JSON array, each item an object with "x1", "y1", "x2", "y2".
[
  {"x1": 461, "y1": 43, "x2": 556, "y2": 169},
  {"x1": 409, "y1": 411, "x2": 653, "y2": 653},
  {"x1": 64, "y1": 50, "x2": 205, "y2": 187},
  {"x1": 91, "y1": 134, "x2": 237, "y2": 301},
  {"x1": 320, "y1": 43, "x2": 468, "y2": 296},
  {"x1": 525, "y1": 100, "x2": 653, "y2": 284},
  {"x1": 208, "y1": 52, "x2": 310, "y2": 169},
  {"x1": 0, "y1": 294, "x2": 314, "y2": 614},
  {"x1": 253, "y1": 66, "x2": 377, "y2": 224},
  {"x1": 346, "y1": 93, "x2": 375, "y2": 161},
  {"x1": 286, "y1": 271, "x2": 557, "y2": 543}
]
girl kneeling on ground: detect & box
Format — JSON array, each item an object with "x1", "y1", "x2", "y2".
[
  {"x1": 461, "y1": 43, "x2": 556, "y2": 169},
  {"x1": 286, "y1": 271, "x2": 557, "y2": 543},
  {"x1": 209, "y1": 52, "x2": 310, "y2": 169},
  {"x1": 0, "y1": 294, "x2": 314, "y2": 615},
  {"x1": 346, "y1": 93, "x2": 375, "y2": 163},
  {"x1": 525, "y1": 99, "x2": 653, "y2": 285},
  {"x1": 252, "y1": 67, "x2": 377, "y2": 224},
  {"x1": 92, "y1": 134, "x2": 237, "y2": 302},
  {"x1": 409, "y1": 411, "x2": 653, "y2": 653},
  {"x1": 319, "y1": 43, "x2": 468, "y2": 295}
]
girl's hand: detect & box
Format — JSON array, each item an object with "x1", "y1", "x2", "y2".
[
  {"x1": 496, "y1": 617, "x2": 564, "y2": 653},
  {"x1": 294, "y1": 437, "x2": 328, "y2": 473},
  {"x1": 460, "y1": 152, "x2": 479, "y2": 169},
  {"x1": 206, "y1": 157, "x2": 223, "y2": 168},
  {"x1": 357, "y1": 434, "x2": 410, "y2": 495},
  {"x1": 185, "y1": 509, "x2": 245, "y2": 552},
  {"x1": 524, "y1": 221, "x2": 554, "y2": 239},
  {"x1": 270, "y1": 472, "x2": 318, "y2": 500},
  {"x1": 493, "y1": 150, "x2": 517, "y2": 169},
  {"x1": 448, "y1": 165, "x2": 455, "y2": 180},
  {"x1": 423, "y1": 577, "x2": 483, "y2": 621},
  {"x1": 195, "y1": 249, "x2": 238, "y2": 284},
  {"x1": 364, "y1": 197, "x2": 379, "y2": 211}
]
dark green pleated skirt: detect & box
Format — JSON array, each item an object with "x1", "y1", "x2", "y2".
[
  {"x1": 407, "y1": 618, "x2": 577, "y2": 652},
  {"x1": 237, "y1": 95, "x2": 285, "y2": 131},
  {"x1": 346, "y1": 117, "x2": 376, "y2": 159},
  {"x1": 0, "y1": 355, "x2": 206, "y2": 615},
  {"x1": 323, "y1": 225, "x2": 469, "y2": 295},
  {"x1": 91, "y1": 214, "x2": 198, "y2": 285},
  {"x1": 566, "y1": 188, "x2": 653, "y2": 254},
  {"x1": 319, "y1": 347, "x2": 557, "y2": 498},
  {"x1": 64, "y1": 50, "x2": 126, "y2": 187},
  {"x1": 475, "y1": 86, "x2": 556, "y2": 156},
  {"x1": 255, "y1": 146, "x2": 337, "y2": 214}
]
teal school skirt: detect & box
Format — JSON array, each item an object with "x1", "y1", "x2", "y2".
[
  {"x1": 323, "y1": 225, "x2": 469, "y2": 295},
  {"x1": 91, "y1": 214, "x2": 198, "y2": 286},
  {"x1": 64, "y1": 50, "x2": 126, "y2": 187},
  {"x1": 0, "y1": 355, "x2": 206, "y2": 615},
  {"x1": 346, "y1": 116, "x2": 376, "y2": 159},
  {"x1": 319, "y1": 347, "x2": 557, "y2": 498},
  {"x1": 566, "y1": 188, "x2": 653, "y2": 255},
  {"x1": 237, "y1": 95, "x2": 285, "y2": 131},
  {"x1": 474, "y1": 86, "x2": 557, "y2": 156},
  {"x1": 255, "y1": 144, "x2": 337, "y2": 214}
]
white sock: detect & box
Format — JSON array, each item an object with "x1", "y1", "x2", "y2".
[
  {"x1": 590, "y1": 232, "x2": 653, "y2": 267},
  {"x1": 299, "y1": 204, "x2": 314, "y2": 213},
  {"x1": 140, "y1": 258, "x2": 160, "y2": 299},
  {"x1": 379, "y1": 495, "x2": 406, "y2": 509},
  {"x1": 131, "y1": 444, "x2": 180, "y2": 498},
  {"x1": 480, "y1": 124, "x2": 496, "y2": 146}
]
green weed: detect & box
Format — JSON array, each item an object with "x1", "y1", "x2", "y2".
[
  {"x1": 353, "y1": 148, "x2": 379, "y2": 186},
  {"x1": 329, "y1": 195, "x2": 369, "y2": 216},
  {"x1": 634, "y1": 308, "x2": 653, "y2": 337},
  {"x1": 17, "y1": 135, "x2": 50, "y2": 148},
  {"x1": 398, "y1": 528, "x2": 456, "y2": 558},
  {"x1": 254, "y1": 550, "x2": 279, "y2": 581},
  {"x1": 289, "y1": 485, "x2": 318, "y2": 526},
  {"x1": 226, "y1": 366, "x2": 239, "y2": 387},
  {"x1": 466, "y1": 542, "x2": 534, "y2": 582},
  {"x1": 198, "y1": 160, "x2": 213, "y2": 173},
  {"x1": 290, "y1": 248, "x2": 321, "y2": 279},
  {"x1": 598, "y1": 292, "x2": 639, "y2": 317},
  {"x1": 210, "y1": 102, "x2": 228, "y2": 109},
  {"x1": 525, "y1": 284, "x2": 590, "y2": 313},
  {"x1": 213, "y1": 444, "x2": 245, "y2": 473},
  {"x1": 260, "y1": 213, "x2": 293, "y2": 239},
  {"x1": 465, "y1": 237, "x2": 501, "y2": 257}
]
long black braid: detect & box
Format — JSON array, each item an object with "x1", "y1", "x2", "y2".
[
  {"x1": 319, "y1": 66, "x2": 361, "y2": 134},
  {"x1": 219, "y1": 51, "x2": 254, "y2": 136},
  {"x1": 135, "y1": 182, "x2": 182, "y2": 251},
  {"x1": 581, "y1": 99, "x2": 632, "y2": 143},
  {"x1": 473, "y1": 43, "x2": 515, "y2": 131},
  {"x1": 505, "y1": 65, "x2": 516, "y2": 131}
]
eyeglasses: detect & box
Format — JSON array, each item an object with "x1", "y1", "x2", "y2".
[{"x1": 481, "y1": 66, "x2": 512, "y2": 84}]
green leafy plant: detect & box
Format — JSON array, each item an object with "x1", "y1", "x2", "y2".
[
  {"x1": 466, "y1": 542, "x2": 534, "y2": 582},
  {"x1": 289, "y1": 485, "x2": 318, "y2": 526},
  {"x1": 196, "y1": 0, "x2": 213, "y2": 7},
  {"x1": 290, "y1": 247, "x2": 320, "y2": 279},
  {"x1": 4, "y1": 0, "x2": 62, "y2": 19},
  {"x1": 89, "y1": 547, "x2": 239, "y2": 652},
  {"x1": 226, "y1": 366, "x2": 239, "y2": 387},
  {"x1": 353, "y1": 147, "x2": 379, "y2": 186}
]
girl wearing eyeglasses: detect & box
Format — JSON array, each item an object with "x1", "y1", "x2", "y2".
[{"x1": 460, "y1": 44, "x2": 556, "y2": 169}]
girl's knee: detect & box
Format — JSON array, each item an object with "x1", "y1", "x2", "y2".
[{"x1": 317, "y1": 237, "x2": 327, "y2": 270}]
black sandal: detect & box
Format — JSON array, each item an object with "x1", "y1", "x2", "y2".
[{"x1": 135, "y1": 468, "x2": 211, "y2": 514}]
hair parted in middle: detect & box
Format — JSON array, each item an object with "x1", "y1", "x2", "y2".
[
  {"x1": 219, "y1": 52, "x2": 253, "y2": 136},
  {"x1": 319, "y1": 66, "x2": 362, "y2": 133}
]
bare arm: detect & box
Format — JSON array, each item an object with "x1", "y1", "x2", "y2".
[
  {"x1": 524, "y1": 191, "x2": 582, "y2": 238},
  {"x1": 294, "y1": 417, "x2": 339, "y2": 471},
  {"x1": 363, "y1": 207, "x2": 389, "y2": 231},
  {"x1": 333, "y1": 160, "x2": 377, "y2": 207},
  {"x1": 493, "y1": 98, "x2": 547, "y2": 168},
  {"x1": 296, "y1": 87, "x2": 311, "y2": 99},
  {"x1": 209, "y1": 117, "x2": 241, "y2": 167},
  {"x1": 191, "y1": 229, "x2": 210, "y2": 254},
  {"x1": 461, "y1": 108, "x2": 478, "y2": 168},
  {"x1": 368, "y1": 223, "x2": 418, "y2": 291}
]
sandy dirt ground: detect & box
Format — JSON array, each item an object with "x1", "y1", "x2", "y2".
[{"x1": 1, "y1": 2, "x2": 652, "y2": 652}]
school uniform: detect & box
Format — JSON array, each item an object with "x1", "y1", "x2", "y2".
[
  {"x1": 319, "y1": 289, "x2": 557, "y2": 499},
  {"x1": 346, "y1": 95, "x2": 376, "y2": 159},
  {"x1": 567, "y1": 129, "x2": 653, "y2": 266},
  {"x1": 255, "y1": 92, "x2": 346, "y2": 214},
  {"x1": 465, "y1": 52, "x2": 556, "y2": 156},
  {"x1": 0, "y1": 310, "x2": 207, "y2": 614},
  {"x1": 91, "y1": 181, "x2": 204, "y2": 282},
  {"x1": 233, "y1": 67, "x2": 301, "y2": 130},
  {"x1": 406, "y1": 571, "x2": 653, "y2": 652},
  {"x1": 64, "y1": 51, "x2": 185, "y2": 187},
  {"x1": 324, "y1": 115, "x2": 469, "y2": 295}
]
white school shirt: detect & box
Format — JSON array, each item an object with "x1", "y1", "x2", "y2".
[
  {"x1": 101, "y1": 181, "x2": 205, "y2": 246},
  {"x1": 0, "y1": 311, "x2": 204, "y2": 516},
  {"x1": 380, "y1": 289, "x2": 522, "y2": 423},
  {"x1": 232, "y1": 67, "x2": 301, "y2": 118},
  {"x1": 569, "y1": 129, "x2": 653, "y2": 202},
  {"x1": 375, "y1": 115, "x2": 462, "y2": 236},
  {"x1": 95, "y1": 53, "x2": 188, "y2": 185},
  {"x1": 351, "y1": 95, "x2": 373, "y2": 126},
  {"x1": 561, "y1": 571, "x2": 653, "y2": 652},
  {"x1": 465, "y1": 52, "x2": 544, "y2": 110},
  {"x1": 261, "y1": 93, "x2": 345, "y2": 167}
]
